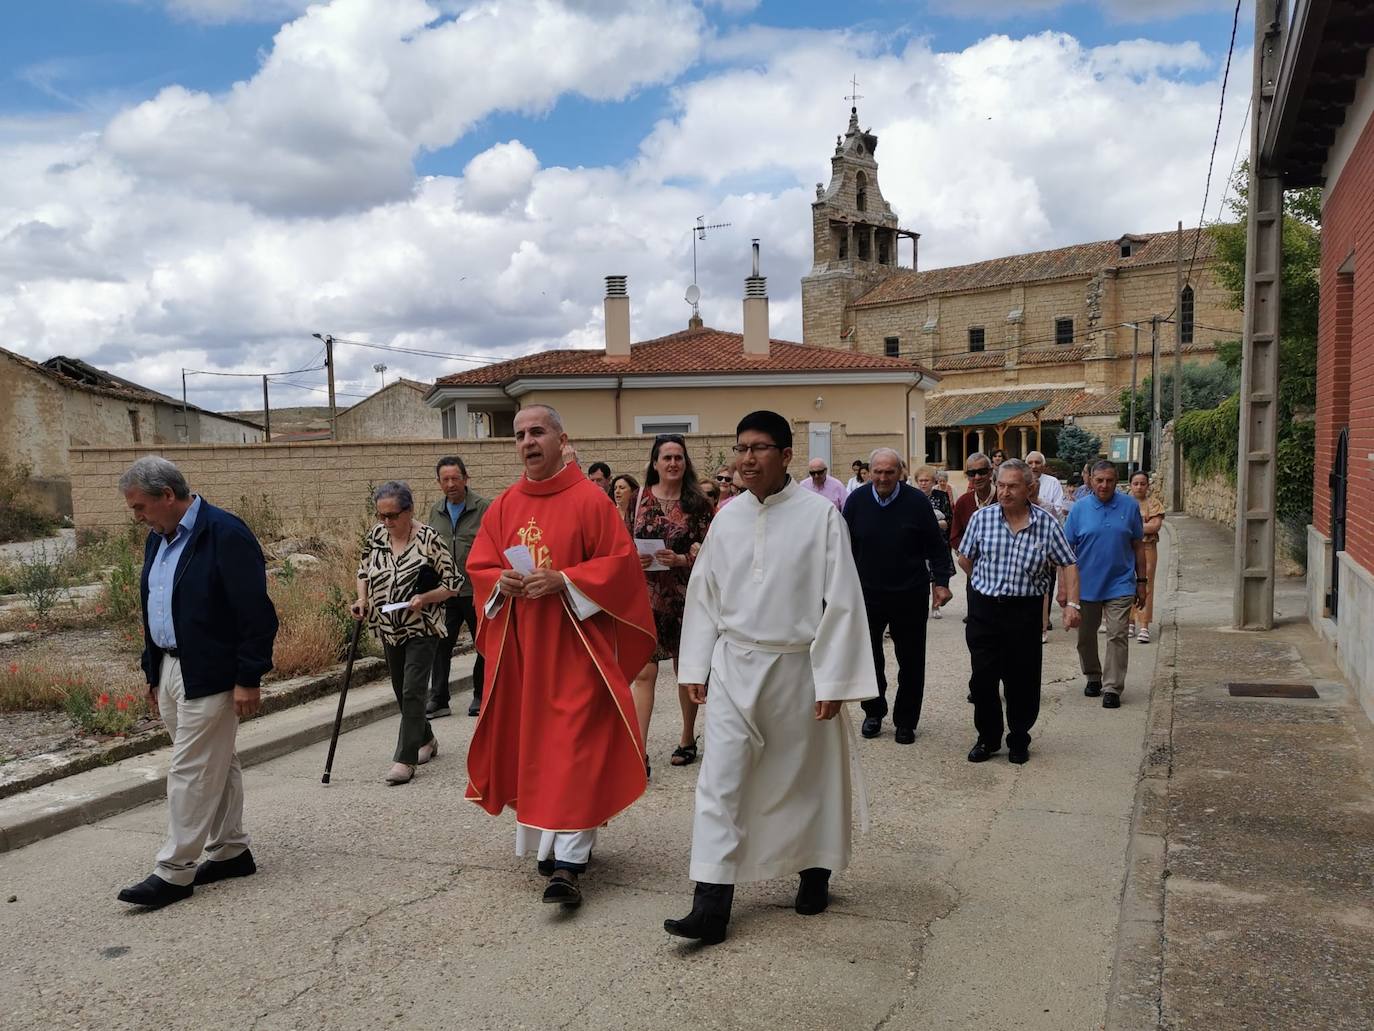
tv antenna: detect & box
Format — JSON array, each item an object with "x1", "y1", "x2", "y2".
[{"x1": 686, "y1": 215, "x2": 731, "y2": 317}]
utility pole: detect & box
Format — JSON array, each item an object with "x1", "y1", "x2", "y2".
[
  {"x1": 1127, "y1": 322, "x2": 1141, "y2": 476},
  {"x1": 1234, "y1": 0, "x2": 1287, "y2": 630},
  {"x1": 1172, "y1": 220, "x2": 1184, "y2": 510},
  {"x1": 1150, "y1": 315, "x2": 1161, "y2": 473},
  {"x1": 181, "y1": 368, "x2": 189, "y2": 441},
  {"x1": 262, "y1": 375, "x2": 272, "y2": 443}
]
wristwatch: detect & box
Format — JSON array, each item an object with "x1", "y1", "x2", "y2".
[
  {"x1": 1136, "y1": 578, "x2": 1148, "y2": 583},
  {"x1": 1065, "y1": 601, "x2": 1081, "y2": 610}
]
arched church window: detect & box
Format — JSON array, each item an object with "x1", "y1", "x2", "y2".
[
  {"x1": 855, "y1": 172, "x2": 867, "y2": 213},
  {"x1": 1180, "y1": 284, "x2": 1194, "y2": 344}
]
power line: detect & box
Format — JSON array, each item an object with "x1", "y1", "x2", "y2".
[
  {"x1": 1214, "y1": 92, "x2": 1253, "y2": 222},
  {"x1": 1169, "y1": 0, "x2": 1245, "y2": 322},
  {"x1": 184, "y1": 362, "x2": 326, "y2": 378},
  {"x1": 326, "y1": 335, "x2": 502, "y2": 365},
  {"x1": 271, "y1": 378, "x2": 370, "y2": 399}
]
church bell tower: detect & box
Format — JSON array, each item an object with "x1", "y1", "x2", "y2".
[{"x1": 800, "y1": 104, "x2": 919, "y2": 349}]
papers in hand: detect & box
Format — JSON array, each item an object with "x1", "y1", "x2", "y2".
[
  {"x1": 503, "y1": 545, "x2": 536, "y2": 574},
  {"x1": 380, "y1": 601, "x2": 410, "y2": 614},
  {"x1": 635, "y1": 538, "x2": 669, "y2": 571}
]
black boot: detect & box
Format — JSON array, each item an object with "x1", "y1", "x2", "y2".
[
  {"x1": 795, "y1": 868, "x2": 830, "y2": 916},
  {"x1": 664, "y1": 882, "x2": 733, "y2": 945}
]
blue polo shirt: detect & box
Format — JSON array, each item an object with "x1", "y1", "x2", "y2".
[{"x1": 1063, "y1": 489, "x2": 1143, "y2": 602}]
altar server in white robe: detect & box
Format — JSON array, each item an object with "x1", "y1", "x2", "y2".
[{"x1": 664, "y1": 409, "x2": 878, "y2": 946}]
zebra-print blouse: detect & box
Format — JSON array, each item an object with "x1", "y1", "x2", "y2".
[{"x1": 357, "y1": 522, "x2": 461, "y2": 645}]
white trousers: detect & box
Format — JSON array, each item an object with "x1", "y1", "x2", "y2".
[
  {"x1": 514, "y1": 824, "x2": 597, "y2": 869},
  {"x1": 154, "y1": 656, "x2": 250, "y2": 886}
]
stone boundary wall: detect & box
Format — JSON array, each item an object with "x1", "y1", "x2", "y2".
[{"x1": 70, "y1": 424, "x2": 899, "y2": 531}]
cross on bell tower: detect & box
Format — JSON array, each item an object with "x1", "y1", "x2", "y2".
[{"x1": 800, "y1": 90, "x2": 921, "y2": 350}]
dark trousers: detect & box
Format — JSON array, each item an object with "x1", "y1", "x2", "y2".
[
  {"x1": 429, "y1": 596, "x2": 483, "y2": 706},
  {"x1": 860, "y1": 589, "x2": 930, "y2": 730},
  {"x1": 384, "y1": 636, "x2": 437, "y2": 764},
  {"x1": 965, "y1": 589, "x2": 1043, "y2": 751}
]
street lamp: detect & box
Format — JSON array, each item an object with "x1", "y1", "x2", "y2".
[{"x1": 373, "y1": 363, "x2": 387, "y2": 389}]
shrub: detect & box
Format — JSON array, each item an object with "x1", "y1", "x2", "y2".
[
  {"x1": 0, "y1": 656, "x2": 147, "y2": 735},
  {"x1": 13, "y1": 544, "x2": 68, "y2": 623},
  {"x1": 236, "y1": 493, "x2": 284, "y2": 543},
  {"x1": 1056, "y1": 425, "x2": 1102, "y2": 475},
  {"x1": 0, "y1": 457, "x2": 59, "y2": 544}
]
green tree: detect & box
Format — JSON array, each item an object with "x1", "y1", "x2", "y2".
[
  {"x1": 1118, "y1": 361, "x2": 1241, "y2": 465},
  {"x1": 1056, "y1": 425, "x2": 1101, "y2": 479}
]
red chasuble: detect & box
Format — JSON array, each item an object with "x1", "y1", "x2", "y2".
[{"x1": 465, "y1": 462, "x2": 656, "y2": 831}]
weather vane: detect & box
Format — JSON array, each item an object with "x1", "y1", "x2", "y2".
[{"x1": 846, "y1": 75, "x2": 863, "y2": 108}]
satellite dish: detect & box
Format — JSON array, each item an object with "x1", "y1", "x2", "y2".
[{"x1": 684, "y1": 284, "x2": 701, "y2": 305}]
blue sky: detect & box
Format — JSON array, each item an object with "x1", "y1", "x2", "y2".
[{"x1": 0, "y1": 0, "x2": 1251, "y2": 409}]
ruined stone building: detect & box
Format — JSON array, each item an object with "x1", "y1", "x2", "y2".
[{"x1": 801, "y1": 106, "x2": 1244, "y2": 466}]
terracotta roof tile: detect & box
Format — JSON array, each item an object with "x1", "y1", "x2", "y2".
[
  {"x1": 855, "y1": 228, "x2": 1219, "y2": 307},
  {"x1": 1020, "y1": 346, "x2": 1091, "y2": 365},
  {"x1": 434, "y1": 327, "x2": 936, "y2": 386},
  {"x1": 933, "y1": 352, "x2": 1003, "y2": 372},
  {"x1": 927, "y1": 387, "x2": 1121, "y2": 428}
]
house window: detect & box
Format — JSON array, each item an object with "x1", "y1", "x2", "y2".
[
  {"x1": 968, "y1": 327, "x2": 985, "y2": 352},
  {"x1": 1180, "y1": 285, "x2": 1195, "y2": 344},
  {"x1": 441, "y1": 406, "x2": 457, "y2": 439},
  {"x1": 1054, "y1": 317, "x2": 1074, "y2": 345},
  {"x1": 1120, "y1": 242, "x2": 1133, "y2": 258},
  {"x1": 635, "y1": 415, "x2": 699, "y2": 435},
  {"x1": 128, "y1": 410, "x2": 141, "y2": 442},
  {"x1": 884, "y1": 336, "x2": 900, "y2": 357}
]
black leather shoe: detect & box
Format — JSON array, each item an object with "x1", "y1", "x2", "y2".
[
  {"x1": 1102, "y1": 692, "x2": 1121, "y2": 709},
  {"x1": 894, "y1": 727, "x2": 915, "y2": 745},
  {"x1": 537, "y1": 858, "x2": 555, "y2": 876},
  {"x1": 795, "y1": 868, "x2": 830, "y2": 916},
  {"x1": 664, "y1": 882, "x2": 733, "y2": 945},
  {"x1": 117, "y1": 874, "x2": 192, "y2": 909},
  {"x1": 967, "y1": 741, "x2": 1000, "y2": 763},
  {"x1": 860, "y1": 716, "x2": 882, "y2": 739},
  {"x1": 1084, "y1": 680, "x2": 1103, "y2": 697},
  {"x1": 425, "y1": 699, "x2": 451, "y2": 719},
  {"x1": 1008, "y1": 748, "x2": 1029, "y2": 764},
  {"x1": 467, "y1": 693, "x2": 481, "y2": 717},
  {"x1": 193, "y1": 848, "x2": 256, "y2": 886},
  {"x1": 541, "y1": 871, "x2": 582, "y2": 906}
]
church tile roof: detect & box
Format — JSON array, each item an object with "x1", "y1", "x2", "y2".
[{"x1": 854, "y1": 228, "x2": 1219, "y2": 307}]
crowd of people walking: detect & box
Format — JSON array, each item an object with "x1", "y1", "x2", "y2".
[{"x1": 111, "y1": 412, "x2": 1164, "y2": 945}]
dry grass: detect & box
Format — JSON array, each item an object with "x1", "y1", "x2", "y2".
[
  {"x1": 0, "y1": 652, "x2": 148, "y2": 735},
  {"x1": 266, "y1": 537, "x2": 374, "y2": 679}
]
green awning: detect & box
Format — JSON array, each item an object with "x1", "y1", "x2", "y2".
[{"x1": 954, "y1": 399, "x2": 1049, "y2": 427}]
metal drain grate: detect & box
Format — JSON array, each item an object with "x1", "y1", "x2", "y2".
[{"x1": 1227, "y1": 682, "x2": 1320, "y2": 699}]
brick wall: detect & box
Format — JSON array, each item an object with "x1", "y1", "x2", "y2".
[
  {"x1": 70, "y1": 424, "x2": 897, "y2": 531},
  {"x1": 1313, "y1": 111, "x2": 1374, "y2": 582}
]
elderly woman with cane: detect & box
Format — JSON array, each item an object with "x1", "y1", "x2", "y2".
[{"x1": 351, "y1": 481, "x2": 460, "y2": 785}]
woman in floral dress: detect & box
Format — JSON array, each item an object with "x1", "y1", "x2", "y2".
[{"x1": 628, "y1": 435, "x2": 714, "y2": 771}]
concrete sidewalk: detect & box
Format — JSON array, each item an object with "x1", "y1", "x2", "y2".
[{"x1": 1109, "y1": 515, "x2": 1374, "y2": 1030}]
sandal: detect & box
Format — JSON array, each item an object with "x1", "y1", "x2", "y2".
[{"x1": 670, "y1": 740, "x2": 698, "y2": 766}]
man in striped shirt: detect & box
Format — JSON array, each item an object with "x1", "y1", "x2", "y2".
[{"x1": 956, "y1": 459, "x2": 1081, "y2": 765}]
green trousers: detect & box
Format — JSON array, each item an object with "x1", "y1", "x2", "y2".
[{"x1": 384, "y1": 636, "x2": 438, "y2": 764}]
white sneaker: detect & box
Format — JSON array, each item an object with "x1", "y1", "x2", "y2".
[{"x1": 932, "y1": 608, "x2": 943, "y2": 620}]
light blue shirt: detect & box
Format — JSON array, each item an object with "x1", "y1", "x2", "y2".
[
  {"x1": 148, "y1": 495, "x2": 202, "y2": 649},
  {"x1": 871, "y1": 482, "x2": 901, "y2": 508},
  {"x1": 1063, "y1": 490, "x2": 1143, "y2": 602},
  {"x1": 444, "y1": 498, "x2": 465, "y2": 530}
]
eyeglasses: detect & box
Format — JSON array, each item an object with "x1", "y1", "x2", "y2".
[
  {"x1": 810, "y1": 469, "x2": 827, "y2": 476},
  {"x1": 967, "y1": 467, "x2": 992, "y2": 477},
  {"x1": 715, "y1": 475, "x2": 732, "y2": 483},
  {"x1": 731, "y1": 443, "x2": 781, "y2": 456},
  {"x1": 376, "y1": 510, "x2": 406, "y2": 521}
]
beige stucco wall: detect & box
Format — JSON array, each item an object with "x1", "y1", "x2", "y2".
[
  {"x1": 337, "y1": 384, "x2": 442, "y2": 441},
  {"x1": 70, "y1": 422, "x2": 899, "y2": 531}
]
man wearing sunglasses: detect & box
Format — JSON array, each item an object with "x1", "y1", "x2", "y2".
[
  {"x1": 799, "y1": 457, "x2": 849, "y2": 511},
  {"x1": 949, "y1": 452, "x2": 997, "y2": 553}
]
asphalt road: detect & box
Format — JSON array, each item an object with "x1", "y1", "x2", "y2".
[{"x1": 0, "y1": 555, "x2": 1161, "y2": 1031}]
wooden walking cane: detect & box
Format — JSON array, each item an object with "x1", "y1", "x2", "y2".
[{"x1": 321, "y1": 619, "x2": 364, "y2": 784}]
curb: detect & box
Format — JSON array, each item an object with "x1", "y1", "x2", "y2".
[
  {"x1": 1104, "y1": 518, "x2": 1178, "y2": 1030},
  {"x1": 0, "y1": 662, "x2": 475, "y2": 854}
]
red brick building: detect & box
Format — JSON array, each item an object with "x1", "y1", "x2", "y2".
[{"x1": 1269, "y1": 0, "x2": 1374, "y2": 717}]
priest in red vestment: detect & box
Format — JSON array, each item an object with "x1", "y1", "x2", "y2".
[{"x1": 465, "y1": 403, "x2": 656, "y2": 907}]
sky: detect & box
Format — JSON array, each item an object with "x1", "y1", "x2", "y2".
[{"x1": 0, "y1": 0, "x2": 1253, "y2": 412}]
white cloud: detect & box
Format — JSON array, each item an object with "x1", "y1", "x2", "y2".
[
  {"x1": 106, "y1": 0, "x2": 706, "y2": 214},
  {"x1": 0, "y1": 11, "x2": 1248, "y2": 410},
  {"x1": 929, "y1": 0, "x2": 1236, "y2": 21}
]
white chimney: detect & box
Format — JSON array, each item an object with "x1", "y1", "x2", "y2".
[
  {"x1": 742, "y1": 240, "x2": 769, "y2": 357},
  {"x1": 604, "y1": 275, "x2": 630, "y2": 362}
]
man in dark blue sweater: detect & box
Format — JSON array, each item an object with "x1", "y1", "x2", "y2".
[
  {"x1": 842, "y1": 448, "x2": 954, "y2": 744},
  {"x1": 116, "y1": 456, "x2": 278, "y2": 909}
]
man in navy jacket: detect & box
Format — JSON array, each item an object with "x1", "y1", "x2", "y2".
[
  {"x1": 116, "y1": 456, "x2": 278, "y2": 909},
  {"x1": 843, "y1": 448, "x2": 954, "y2": 744}
]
